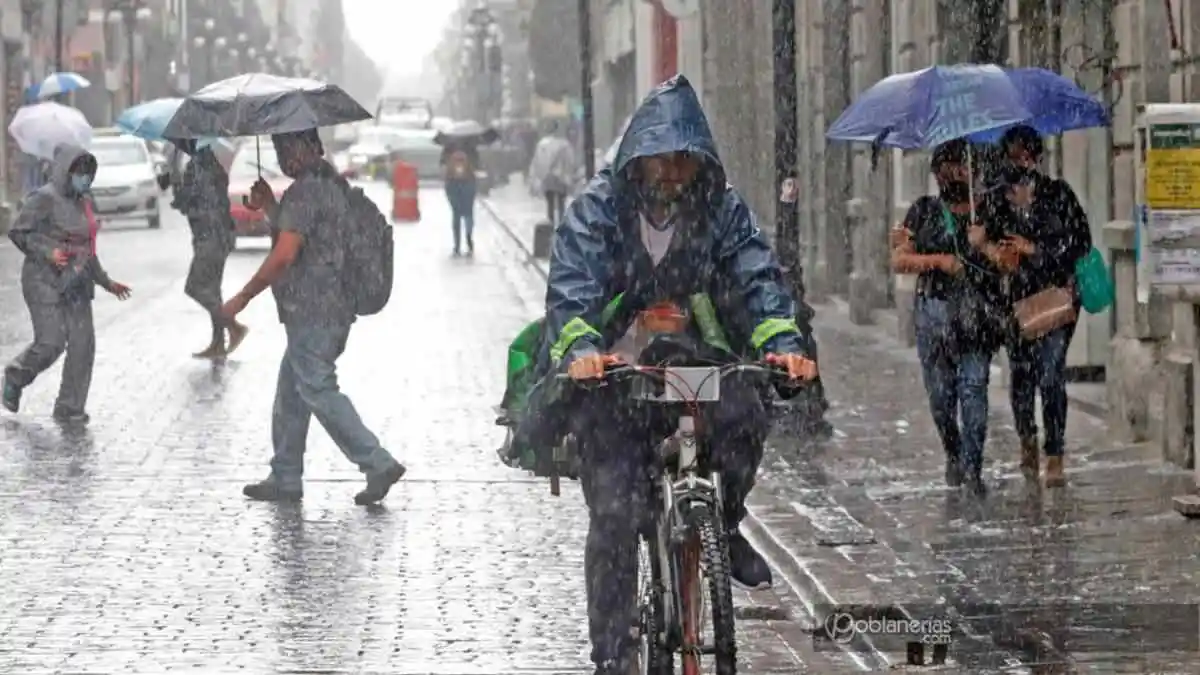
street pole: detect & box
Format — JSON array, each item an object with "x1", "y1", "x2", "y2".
[
  {"x1": 127, "y1": 13, "x2": 136, "y2": 105},
  {"x1": 772, "y1": 0, "x2": 799, "y2": 291},
  {"x1": 578, "y1": 0, "x2": 594, "y2": 179},
  {"x1": 54, "y1": 0, "x2": 64, "y2": 72}
]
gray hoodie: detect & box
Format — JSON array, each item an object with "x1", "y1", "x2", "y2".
[{"x1": 9, "y1": 144, "x2": 112, "y2": 304}]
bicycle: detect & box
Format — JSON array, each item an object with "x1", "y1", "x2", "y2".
[{"x1": 561, "y1": 358, "x2": 797, "y2": 675}]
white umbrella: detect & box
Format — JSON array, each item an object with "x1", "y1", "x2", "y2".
[{"x1": 8, "y1": 102, "x2": 92, "y2": 160}]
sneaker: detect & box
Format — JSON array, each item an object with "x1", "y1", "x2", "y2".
[
  {"x1": 354, "y1": 462, "x2": 406, "y2": 505},
  {"x1": 243, "y1": 480, "x2": 303, "y2": 503},
  {"x1": 1, "y1": 376, "x2": 20, "y2": 413},
  {"x1": 727, "y1": 530, "x2": 773, "y2": 590},
  {"x1": 52, "y1": 408, "x2": 89, "y2": 424}
]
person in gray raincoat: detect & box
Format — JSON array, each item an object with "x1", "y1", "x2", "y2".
[
  {"x1": 517, "y1": 75, "x2": 819, "y2": 674},
  {"x1": 172, "y1": 141, "x2": 247, "y2": 357},
  {"x1": 2, "y1": 144, "x2": 132, "y2": 423}
]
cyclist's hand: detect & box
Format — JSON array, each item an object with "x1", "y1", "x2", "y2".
[
  {"x1": 567, "y1": 352, "x2": 622, "y2": 380},
  {"x1": 765, "y1": 353, "x2": 818, "y2": 381}
]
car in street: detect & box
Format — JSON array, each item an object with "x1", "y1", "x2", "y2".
[
  {"x1": 344, "y1": 125, "x2": 404, "y2": 179},
  {"x1": 88, "y1": 132, "x2": 169, "y2": 228},
  {"x1": 227, "y1": 138, "x2": 292, "y2": 238},
  {"x1": 387, "y1": 127, "x2": 444, "y2": 181}
]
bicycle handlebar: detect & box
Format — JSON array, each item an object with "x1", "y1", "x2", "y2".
[{"x1": 556, "y1": 361, "x2": 810, "y2": 387}]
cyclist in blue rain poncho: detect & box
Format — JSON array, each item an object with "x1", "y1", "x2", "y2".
[{"x1": 501, "y1": 75, "x2": 819, "y2": 674}]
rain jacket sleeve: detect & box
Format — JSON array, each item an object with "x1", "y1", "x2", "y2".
[
  {"x1": 8, "y1": 190, "x2": 58, "y2": 263},
  {"x1": 543, "y1": 172, "x2": 618, "y2": 367},
  {"x1": 713, "y1": 188, "x2": 814, "y2": 358}
]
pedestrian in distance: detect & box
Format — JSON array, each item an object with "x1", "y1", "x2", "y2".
[
  {"x1": 2, "y1": 144, "x2": 132, "y2": 424},
  {"x1": 221, "y1": 129, "x2": 405, "y2": 506},
  {"x1": 440, "y1": 143, "x2": 478, "y2": 256},
  {"x1": 529, "y1": 120, "x2": 578, "y2": 225},
  {"x1": 171, "y1": 140, "x2": 248, "y2": 359}
]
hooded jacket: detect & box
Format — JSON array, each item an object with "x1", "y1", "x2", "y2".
[
  {"x1": 173, "y1": 147, "x2": 235, "y2": 248},
  {"x1": 543, "y1": 75, "x2": 813, "y2": 368},
  {"x1": 9, "y1": 144, "x2": 112, "y2": 303}
]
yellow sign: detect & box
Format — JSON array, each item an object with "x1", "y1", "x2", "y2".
[{"x1": 1147, "y1": 124, "x2": 1200, "y2": 209}]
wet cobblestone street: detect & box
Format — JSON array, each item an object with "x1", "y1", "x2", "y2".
[{"x1": 0, "y1": 185, "x2": 837, "y2": 674}]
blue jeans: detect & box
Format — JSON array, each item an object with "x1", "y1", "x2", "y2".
[
  {"x1": 1008, "y1": 323, "x2": 1075, "y2": 457},
  {"x1": 445, "y1": 179, "x2": 476, "y2": 251},
  {"x1": 268, "y1": 322, "x2": 398, "y2": 489},
  {"x1": 914, "y1": 295, "x2": 993, "y2": 475}
]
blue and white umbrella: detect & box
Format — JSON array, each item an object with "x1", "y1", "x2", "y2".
[
  {"x1": 33, "y1": 72, "x2": 91, "y2": 99},
  {"x1": 117, "y1": 97, "x2": 216, "y2": 150}
]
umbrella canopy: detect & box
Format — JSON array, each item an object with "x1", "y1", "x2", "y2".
[
  {"x1": 8, "y1": 102, "x2": 92, "y2": 160},
  {"x1": 117, "y1": 97, "x2": 216, "y2": 150},
  {"x1": 826, "y1": 64, "x2": 1109, "y2": 149},
  {"x1": 434, "y1": 120, "x2": 500, "y2": 147},
  {"x1": 162, "y1": 72, "x2": 373, "y2": 140},
  {"x1": 33, "y1": 72, "x2": 91, "y2": 99}
]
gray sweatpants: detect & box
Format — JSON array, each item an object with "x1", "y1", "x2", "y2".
[{"x1": 4, "y1": 299, "x2": 95, "y2": 413}]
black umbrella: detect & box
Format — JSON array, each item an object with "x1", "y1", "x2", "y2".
[
  {"x1": 433, "y1": 120, "x2": 500, "y2": 148},
  {"x1": 162, "y1": 72, "x2": 372, "y2": 140}
]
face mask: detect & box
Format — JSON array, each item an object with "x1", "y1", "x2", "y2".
[
  {"x1": 70, "y1": 173, "x2": 92, "y2": 193},
  {"x1": 940, "y1": 179, "x2": 970, "y2": 204}
]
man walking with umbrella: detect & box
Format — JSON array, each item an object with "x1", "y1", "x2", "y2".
[
  {"x1": 163, "y1": 73, "x2": 401, "y2": 503},
  {"x1": 220, "y1": 130, "x2": 405, "y2": 505},
  {"x1": 172, "y1": 140, "x2": 248, "y2": 358}
]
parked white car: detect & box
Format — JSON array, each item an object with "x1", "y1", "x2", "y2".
[{"x1": 89, "y1": 133, "x2": 165, "y2": 228}]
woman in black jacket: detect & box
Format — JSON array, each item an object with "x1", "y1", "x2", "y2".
[
  {"x1": 891, "y1": 139, "x2": 1016, "y2": 495},
  {"x1": 996, "y1": 126, "x2": 1093, "y2": 487}
]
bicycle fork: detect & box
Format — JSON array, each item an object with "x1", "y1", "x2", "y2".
[{"x1": 656, "y1": 415, "x2": 725, "y2": 673}]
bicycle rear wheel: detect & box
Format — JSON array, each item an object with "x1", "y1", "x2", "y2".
[{"x1": 680, "y1": 503, "x2": 737, "y2": 675}]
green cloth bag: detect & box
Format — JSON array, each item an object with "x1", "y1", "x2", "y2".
[{"x1": 1075, "y1": 247, "x2": 1113, "y2": 314}]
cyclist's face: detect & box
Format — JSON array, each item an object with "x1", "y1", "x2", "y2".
[{"x1": 638, "y1": 152, "x2": 701, "y2": 200}]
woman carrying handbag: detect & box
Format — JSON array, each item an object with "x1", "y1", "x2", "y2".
[{"x1": 995, "y1": 126, "x2": 1107, "y2": 487}]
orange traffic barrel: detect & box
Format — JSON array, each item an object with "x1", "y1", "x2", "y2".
[{"x1": 391, "y1": 160, "x2": 420, "y2": 222}]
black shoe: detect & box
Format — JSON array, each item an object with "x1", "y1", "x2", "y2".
[
  {"x1": 727, "y1": 530, "x2": 773, "y2": 590},
  {"x1": 242, "y1": 480, "x2": 303, "y2": 503},
  {"x1": 944, "y1": 456, "x2": 963, "y2": 487},
  {"x1": 962, "y1": 472, "x2": 987, "y2": 497},
  {"x1": 52, "y1": 408, "x2": 89, "y2": 424},
  {"x1": 1, "y1": 376, "x2": 20, "y2": 413},
  {"x1": 805, "y1": 418, "x2": 835, "y2": 440},
  {"x1": 354, "y1": 462, "x2": 406, "y2": 505},
  {"x1": 593, "y1": 658, "x2": 634, "y2": 675}
]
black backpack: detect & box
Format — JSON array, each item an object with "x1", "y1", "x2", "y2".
[{"x1": 336, "y1": 179, "x2": 394, "y2": 316}]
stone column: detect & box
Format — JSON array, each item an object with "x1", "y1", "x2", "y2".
[
  {"x1": 817, "y1": 0, "x2": 851, "y2": 297},
  {"x1": 798, "y1": 1, "x2": 826, "y2": 302},
  {"x1": 847, "y1": 0, "x2": 891, "y2": 324}
]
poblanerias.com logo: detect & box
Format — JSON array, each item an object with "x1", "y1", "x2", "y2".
[{"x1": 823, "y1": 612, "x2": 954, "y2": 647}]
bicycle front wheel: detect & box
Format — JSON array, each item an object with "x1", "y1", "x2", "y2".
[{"x1": 679, "y1": 502, "x2": 737, "y2": 675}]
